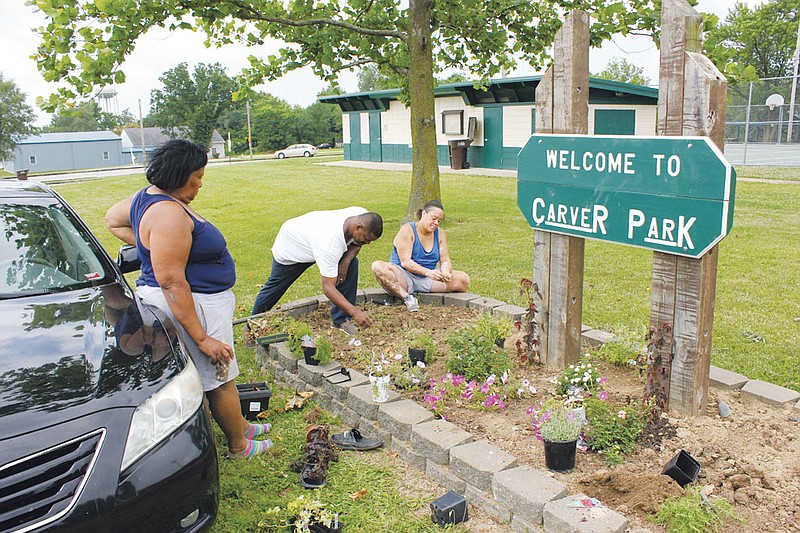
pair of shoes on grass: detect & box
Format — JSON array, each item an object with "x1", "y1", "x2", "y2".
[{"x1": 295, "y1": 425, "x2": 338, "y2": 489}]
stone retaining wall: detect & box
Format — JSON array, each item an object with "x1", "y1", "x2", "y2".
[{"x1": 255, "y1": 289, "x2": 800, "y2": 533}]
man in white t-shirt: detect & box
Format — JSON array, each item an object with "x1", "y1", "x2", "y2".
[{"x1": 252, "y1": 207, "x2": 383, "y2": 333}]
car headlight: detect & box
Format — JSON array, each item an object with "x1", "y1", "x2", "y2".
[{"x1": 120, "y1": 361, "x2": 205, "y2": 471}]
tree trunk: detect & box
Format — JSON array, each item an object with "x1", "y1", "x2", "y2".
[{"x1": 406, "y1": 0, "x2": 440, "y2": 220}]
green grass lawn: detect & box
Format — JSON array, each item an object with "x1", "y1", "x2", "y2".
[
  {"x1": 56, "y1": 158, "x2": 800, "y2": 392},
  {"x1": 52, "y1": 158, "x2": 799, "y2": 530}
]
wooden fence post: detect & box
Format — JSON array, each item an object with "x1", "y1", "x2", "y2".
[
  {"x1": 651, "y1": 0, "x2": 728, "y2": 415},
  {"x1": 533, "y1": 11, "x2": 589, "y2": 368}
]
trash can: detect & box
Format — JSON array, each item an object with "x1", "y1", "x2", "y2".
[
  {"x1": 16, "y1": 169, "x2": 29, "y2": 180},
  {"x1": 447, "y1": 139, "x2": 472, "y2": 170}
]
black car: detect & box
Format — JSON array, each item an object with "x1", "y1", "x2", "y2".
[{"x1": 0, "y1": 181, "x2": 219, "y2": 532}]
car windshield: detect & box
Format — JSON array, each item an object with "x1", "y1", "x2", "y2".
[{"x1": 0, "y1": 199, "x2": 115, "y2": 297}]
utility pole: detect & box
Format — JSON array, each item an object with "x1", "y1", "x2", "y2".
[
  {"x1": 138, "y1": 99, "x2": 146, "y2": 165},
  {"x1": 786, "y1": 16, "x2": 800, "y2": 143},
  {"x1": 246, "y1": 99, "x2": 253, "y2": 158}
]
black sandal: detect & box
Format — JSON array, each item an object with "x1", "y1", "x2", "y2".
[{"x1": 330, "y1": 428, "x2": 383, "y2": 451}]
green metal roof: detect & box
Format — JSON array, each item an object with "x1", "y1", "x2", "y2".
[{"x1": 319, "y1": 75, "x2": 658, "y2": 111}]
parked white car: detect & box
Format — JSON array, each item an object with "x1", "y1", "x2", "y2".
[{"x1": 275, "y1": 143, "x2": 318, "y2": 159}]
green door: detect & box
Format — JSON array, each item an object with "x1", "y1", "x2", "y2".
[
  {"x1": 594, "y1": 109, "x2": 636, "y2": 135},
  {"x1": 483, "y1": 106, "x2": 503, "y2": 169},
  {"x1": 349, "y1": 113, "x2": 362, "y2": 160},
  {"x1": 369, "y1": 112, "x2": 382, "y2": 162}
]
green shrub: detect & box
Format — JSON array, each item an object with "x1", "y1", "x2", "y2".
[
  {"x1": 473, "y1": 313, "x2": 514, "y2": 346},
  {"x1": 406, "y1": 330, "x2": 438, "y2": 362},
  {"x1": 286, "y1": 318, "x2": 313, "y2": 357},
  {"x1": 445, "y1": 327, "x2": 512, "y2": 382},
  {"x1": 584, "y1": 396, "x2": 648, "y2": 465},
  {"x1": 651, "y1": 486, "x2": 742, "y2": 533},
  {"x1": 594, "y1": 341, "x2": 641, "y2": 367},
  {"x1": 313, "y1": 337, "x2": 332, "y2": 364}
]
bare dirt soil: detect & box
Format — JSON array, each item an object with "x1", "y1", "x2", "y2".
[{"x1": 298, "y1": 302, "x2": 800, "y2": 532}]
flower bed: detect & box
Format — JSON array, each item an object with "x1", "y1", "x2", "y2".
[{"x1": 252, "y1": 298, "x2": 800, "y2": 533}]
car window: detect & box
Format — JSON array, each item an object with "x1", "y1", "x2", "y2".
[{"x1": 0, "y1": 201, "x2": 115, "y2": 297}]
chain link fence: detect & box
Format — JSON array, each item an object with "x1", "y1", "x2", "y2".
[{"x1": 725, "y1": 76, "x2": 800, "y2": 166}]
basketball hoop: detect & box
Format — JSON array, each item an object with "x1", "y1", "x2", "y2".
[{"x1": 766, "y1": 93, "x2": 785, "y2": 111}]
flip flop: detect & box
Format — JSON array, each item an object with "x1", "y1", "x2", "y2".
[{"x1": 330, "y1": 428, "x2": 383, "y2": 451}]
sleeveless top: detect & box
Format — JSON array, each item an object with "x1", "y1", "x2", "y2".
[
  {"x1": 390, "y1": 222, "x2": 440, "y2": 270},
  {"x1": 130, "y1": 187, "x2": 236, "y2": 294}
]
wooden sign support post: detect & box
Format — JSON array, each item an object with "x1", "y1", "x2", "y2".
[
  {"x1": 533, "y1": 11, "x2": 589, "y2": 368},
  {"x1": 650, "y1": 0, "x2": 728, "y2": 415}
]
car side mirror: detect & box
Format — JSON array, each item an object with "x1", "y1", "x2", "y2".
[{"x1": 117, "y1": 244, "x2": 141, "y2": 274}]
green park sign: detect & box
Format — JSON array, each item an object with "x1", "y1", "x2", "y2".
[{"x1": 517, "y1": 134, "x2": 736, "y2": 258}]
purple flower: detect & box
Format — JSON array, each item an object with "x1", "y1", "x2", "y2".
[
  {"x1": 486, "y1": 374, "x2": 496, "y2": 386},
  {"x1": 497, "y1": 401, "x2": 507, "y2": 411},
  {"x1": 479, "y1": 383, "x2": 491, "y2": 394},
  {"x1": 598, "y1": 390, "x2": 609, "y2": 401},
  {"x1": 525, "y1": 405, "x2": 536, "y2": 415},
  {"x1": 483, "y1": 394, "x2": 499, "y2": 408},
  {"x1": 462, "y1": 389, "x2": 474, "y2": 399}
]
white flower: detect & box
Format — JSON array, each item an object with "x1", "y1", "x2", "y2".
[
  {"x1": 416, "y1": 361, "x2": 426, "y2": 368},
  {"x1": 393, "y1": 353, "x2": 403, "y2": 360},
  {"x1": 528, "y1": 386, "x2": 537, "y2": 394}
]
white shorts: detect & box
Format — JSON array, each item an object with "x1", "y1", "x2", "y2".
[{"x1": 137, "y1": 285, "x2": 240, "y2": 391}]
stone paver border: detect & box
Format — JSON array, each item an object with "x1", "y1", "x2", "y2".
[{"x1": 253, "y1": 289, "x2": 800, "y2": 533}]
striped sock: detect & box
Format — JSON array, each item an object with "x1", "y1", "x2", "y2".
[
  {"x1": 244, "y1": 422, "x2": 272, "y2": 439},
  {"x1": 228, "y1": 438, "x2": 274, "y2": 459}
]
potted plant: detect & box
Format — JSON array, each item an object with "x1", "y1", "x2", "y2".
[
  {"x1": 531, "y1": 398, "x2": 584, "y2": 472},
  {"x1": 394, "y1": 361, "x2": 428, "y2": 390},
  {"x1": 263, "y1": 495, "x2": 342, "y2": 532},
  {"x1": 287, "y1": 319, "x2": 314, "y2": 358},
  {"x1": 405, "y1": 330, "x2": 437, "y2": 366},
  {"x1": 474, "y1": 313, "x2": 514, "y2": 348},
  {"x1": 367, "y1": 353, "x2": 402, "y2": 403}
]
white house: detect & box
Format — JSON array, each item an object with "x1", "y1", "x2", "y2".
[
  {"x1": 319, "y1": 76, "x2": 659, "y2": 171},
  {"x1": 120, "y1": 128, "x2": 226, "y2": 165}
]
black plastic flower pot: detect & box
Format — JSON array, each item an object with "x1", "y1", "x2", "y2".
[
  {"x1": 543, "y1": 439, "x2": 577, "y2": 472},
  {"x1": 408, "y1": 348, "x2": 426, "y2": 366},
  {"x1": 662, "y1": 449, "x2": 700, "y2": 487},
  {"x1": 303, "y1": 346, "x2": 319, "y2": 366}
]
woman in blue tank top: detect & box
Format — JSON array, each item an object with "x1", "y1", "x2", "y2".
[
  {"x1": 106, "y1": 139, "x2": 272, "y2": 459},
  {"x1": 371, "y1": 200, "x2": 470, "y2": 312}
]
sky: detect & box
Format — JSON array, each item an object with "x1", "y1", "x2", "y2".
[{"x1": 0, "y1": 0, "x2": 765, "y2": 127}]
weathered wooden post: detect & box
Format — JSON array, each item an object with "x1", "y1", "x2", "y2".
[
  {"x1": 650, "y1": 0, "x2": 728, "y2": 415},
  {"x1": 532, "y1": 11, "x2": 589, "y2": 368}
]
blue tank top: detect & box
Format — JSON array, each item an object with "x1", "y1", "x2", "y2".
[
  {"x1": 130, "y1": 187, "x2": 236, "y2": 294},
  {"x1": 390, "y1": 222, "x2": 440, "y2": 270}
]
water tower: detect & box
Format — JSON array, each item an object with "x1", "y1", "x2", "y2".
[{"x1": 97, "y1": 87, "x2": 119, "y2": 115}]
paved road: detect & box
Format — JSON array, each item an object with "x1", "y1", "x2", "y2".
[{"x1": 24, "y1": 144, "x2": 798, "y2": 185}]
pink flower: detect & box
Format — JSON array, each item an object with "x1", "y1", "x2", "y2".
[
  {"x1": 451, "y1": 374, "x2": 466, "y2": 387},
  {"x1": 599, "y1": 376, "x2": 609, "y2": 384},
  {"x1": 462, "y1": 389, "x2": 474, "y2": 400},
  {"x1": 479, "y1": 382, "x2": 491, "y2": 394},
  {"x1": 525, "y1": 405, "x2": 536, "y2": 415},
  {"x1": 617, "y1": 410, "x2": 627, "y2": 420},
  {"x1": 598, "y1": 390, "x2": 609, "y2": 401},
  {"x1": 497, "y1": 401, "x2": 507, "y2": 410},
  {"x1": 486, "y1": 374, "x2": 496, "y2": 386},
  {"x1": 483, "y1": 394, "x2": 499, "y2": 408}
]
